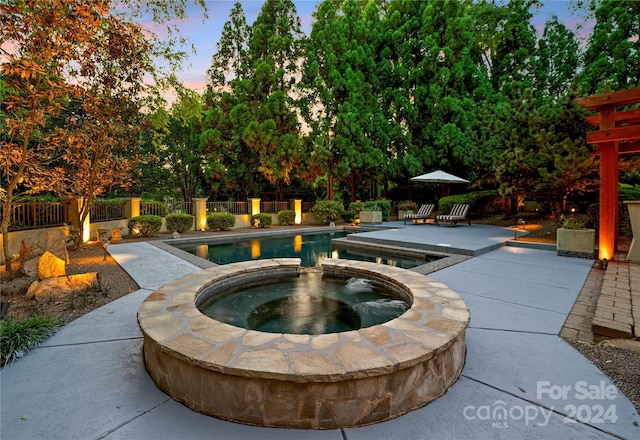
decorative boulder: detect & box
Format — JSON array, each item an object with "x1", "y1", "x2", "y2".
[
  {"x1": 37, "y1": 251, "x2": 66, "y2": 280},
  {"x1": 26, "y1": 273, "x2": 101, "y2": 300},
  {"x1": 19, "y1": 237, "x2": 44, "y2": 267},
  {"x1": 23, "y1": 258, "x2": 39, "y2": 278},
  {"x1": 45, "y1": 229, "x2": 70, "y2": 263}
]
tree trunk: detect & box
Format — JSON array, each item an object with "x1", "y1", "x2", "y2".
[
  {"x1": 1, "y1": 200, "x2": 12, "y2": 272},
  {"x1": 350, "y1": 173, "x2": 356, "y2": 202}
]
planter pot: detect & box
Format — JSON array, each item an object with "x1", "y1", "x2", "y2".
[
  {"x1": 557, "y1": 228, "x2": 595, "y2": 259},
  {"x1": 398, "y1": 210, "x2": 411, "y2": 220},
  {"x1": 360, "y1": 210, "x2": 382, "y2": 224},
  {"x1": 111, "y1": 228, "x2": 122, "y2": 241}
]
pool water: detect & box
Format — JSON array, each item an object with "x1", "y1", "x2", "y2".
[
  {"x1": 197, "y1": 272, "x2": 410, "y2": 334},
  {"x1": 178, "y1": 232, "x2": 429, "y2": 268}
]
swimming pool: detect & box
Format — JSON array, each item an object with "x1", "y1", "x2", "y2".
[{"x1": 171, "y1": 231, "x2": 435, "y2": 268}]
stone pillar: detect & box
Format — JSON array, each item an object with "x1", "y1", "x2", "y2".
[
  {"x1": 292, "y1": 199, "x2": 302, "y2": 225},
  {"x1": 249, "y1": 198, "x2": 261, "y2": 216},
  {"x1": 625, "y1": 201, "x2": 640, "y2": 262},
  {"x1": 193, "y1": 198, "x2": 208, "y2": 231},
  {"x1": 123, "y1": 197, "x2": 141, "y2": 236},
  {"x1": 123, "y1": 197, "x2": 141, "y2": 219},
  {"x1": 60, "y1": 196, "x2": 90, "y2": 243}
]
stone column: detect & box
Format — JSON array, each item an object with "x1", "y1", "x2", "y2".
[
  {"x1": 249, "y1": 198, "x2": 261, "y2": 216},
  {"x1": 60, "y1": 196, "x2": 90, "y2": 243},
  {"x1": 122, "y1": 197, "x2": 141, "y2": 236},
  {"x1": 291, "y1": 199, "x2": 302, "y2": 224},
  {"x1": 624, "y1": 201, "x2": 640, "y2": 262},
  {"x1": 193, "y1": 198, "x2": 208, "y2": 231}
]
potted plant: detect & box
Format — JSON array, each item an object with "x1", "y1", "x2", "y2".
[
  {"x1": 556, "y1": 214, "x2": 595, "y2": 259},
  {"x1": 359, "y1": 202, "x2": 383, "y2": 224},
  {"x1": 397, "y1": 201, "x2": 419, "y2": 220}
]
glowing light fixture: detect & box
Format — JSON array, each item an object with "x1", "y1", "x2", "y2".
[
  {"x1": 251, "y1": 198, "x2": 261, "y2": 216},
  {"x1": 294, "y1": 199, "x2": 302, "y2": 224}
]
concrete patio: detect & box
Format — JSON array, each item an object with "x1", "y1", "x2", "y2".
[{"x1": 2, "y1": 222, "x2": 639, "y2": 439}]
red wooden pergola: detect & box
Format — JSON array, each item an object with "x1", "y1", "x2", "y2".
[{"x1": 576, "y1": 87, "x2": 640, "y2": 261}]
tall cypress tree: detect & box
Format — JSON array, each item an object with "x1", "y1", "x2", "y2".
[
  {"x1": 241, "y1": 0, "x2": 305, "y2": 200},
  {"x1": 580, "y1": 0, "x2": 640, "y2": 93},
  {"x1": 533, "y1": 15, "x2": 581, "y2": 102}
]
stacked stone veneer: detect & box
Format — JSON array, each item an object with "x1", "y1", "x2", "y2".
[{"x1": 138, "y1": 258, "x2": 469, "y2": 429}]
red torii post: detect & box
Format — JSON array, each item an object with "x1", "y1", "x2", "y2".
[{"x1": 576, "y1": 87, "x2": 640, "y2": 262}]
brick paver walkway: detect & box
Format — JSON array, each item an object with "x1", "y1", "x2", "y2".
[{"x1": 561, "y1": 253, "x2": 639, "y2": 342}]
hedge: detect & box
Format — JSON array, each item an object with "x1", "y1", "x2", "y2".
[
  {"x1": 207, "y1": 212, "x2": 235, "y2": 231},
  {"x1": 251, "y1": 213, "x2": 272, "y2": 228},
  {"x1": 310, "y1": 200, "x2": 344, "y2": 224},
  {"x1": 277, "y1": 210, "x2": 296, "y2": 225},
  {"x1": 438, "y1": 190, "x2": 499, "y2": 217},
  {"x1": 165, "y1": 213, "x2": 194, "y2": 233},
  {"x1": 128, "y1": 215, "x2": 162, "y2": 237}
]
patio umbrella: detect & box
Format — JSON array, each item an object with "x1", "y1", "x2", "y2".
[{"x1": 410, "y1": 170, "x2": 469, "y2": 197}]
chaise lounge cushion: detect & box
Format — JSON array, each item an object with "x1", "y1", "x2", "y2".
[
  {"x1": 436, "y1": 204, "x2": 470, "y2": 227},
  {"x1": 404, "y1": 204, "x2": 435, "y2": 224}
]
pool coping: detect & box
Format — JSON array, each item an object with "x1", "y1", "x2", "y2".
[{"x1": 151, "y1": 225, "x2": 469, "y2": 274}]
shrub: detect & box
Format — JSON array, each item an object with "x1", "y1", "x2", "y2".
[
  {"x1": 397, "y1": 200, "x2": 419, "y2": 212},
  {"x1": 251, "y1": 213, "x2": 273, "y2": 228},
  {"x1": 165, "y1": 213, "x2": 194, "y2": 233},
  {"x1": 362, "y1": 200, "x2": 391, "y2": 220},
  {"x1": 1, "y1": 316, "x2": 61, "y2": 366},
  {"x1": 207, "y1": 212, "x2": 235, "y2": 231},
  {"x1": 128, "y1": 215, "x2": 162, "y2": 237},
  {"x1": 277, "y1": 210, "x2": 296, "y2": 225},
  {"x1": 560, "y1": 214, "x2": 586, "y2": 229},
  {"x1": 438, "y1": 190, "x2": 499, "y2": 217},
  {"x1": 311, "y1": 200, "x2": 344, "y2": 224}
]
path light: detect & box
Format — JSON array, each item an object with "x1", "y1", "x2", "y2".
[{"x1": 102, "y1": 239, "x2": 110, "y2": 261}]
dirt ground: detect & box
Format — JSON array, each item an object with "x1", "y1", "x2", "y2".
[{"x1": 2, "y1": 216, "x2": 639, "y2": 413}]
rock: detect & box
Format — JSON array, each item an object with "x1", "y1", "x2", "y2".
[
  {"x1": 23, "y1": 258, "x2": 39, "y2": 277},
  {"x1": 172, "y1": 231, "x2": 180, "y2": 239},
  {"x1": 45, "y1": 229, "x2": 70, "y2": 263},
  {"x1": 37, "y1": 251, "x2": 66, "y2": 280},
  {"x1": 26, "y1": 273, "x2": 101, "y2": 300},
  {"x1": 19, "y1": 237, "x2": 44, "y2": 266},
  {"x1": 599, "y1": 339, "x2": 640, "y2": 353}
]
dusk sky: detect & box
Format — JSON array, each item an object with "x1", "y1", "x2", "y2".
[{"x1": 153, "y1": 0, "x2": 593, "y2": 101}]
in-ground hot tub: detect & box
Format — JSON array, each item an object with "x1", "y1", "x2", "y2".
[{"x1": 137, "y1": 258, "x2": 469, "y2": 429}]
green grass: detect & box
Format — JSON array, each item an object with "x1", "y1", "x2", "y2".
[{"x1": 1, "y1": 316, "x2": 61, "y2": 367}]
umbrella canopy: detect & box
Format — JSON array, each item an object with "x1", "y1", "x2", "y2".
[{"x1": 410, "y1": 170, "x2": 469, "y2": 184}]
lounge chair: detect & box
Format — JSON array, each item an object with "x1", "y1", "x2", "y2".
[
  {"x1": 404, "y1": 204, "x2": 436, "y2": 224},
  {"x1": 436, "y1": 204, "x2": 471, "y2": 227}
]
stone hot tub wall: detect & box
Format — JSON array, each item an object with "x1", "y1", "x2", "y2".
[{"x1": 137, "y1": 258, "x2": 469, "y2": 429}]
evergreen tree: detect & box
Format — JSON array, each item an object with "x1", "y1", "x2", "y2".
[
  {"x1": 580, "y1": 0, "x2": 640, "y2": 93},
  {"x1": 533, "y1": 15, "x2": 581, "y2": 101},
  {"x1": 206, "y1": 2, "x2": 250, "y2": 93},
  {"x1": 241, "y1": 0, "x2": 305, "y2": 200}
]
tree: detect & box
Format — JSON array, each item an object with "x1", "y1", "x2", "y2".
[
  {"x1": 206, "y1": 2, "x2": 250, "y2": 92},
  {"x1": 0, "y1": 0, "x2": 203, "y2": 270},
  {"x1": 534, "y1": 88, "x2": 598, "y2": 218},
  {"x1": 152, "y1": 89, "x2": 216, "y2": 207},
  {"x1": 241, "y1": 0, "x2": 305, "y2": 201},
  {"x1": 533, "y1": 15, "x2": 581, "y2": 101},
  {"x1": 580, "y1": 0, "x2": 640, "y2": 94}
]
